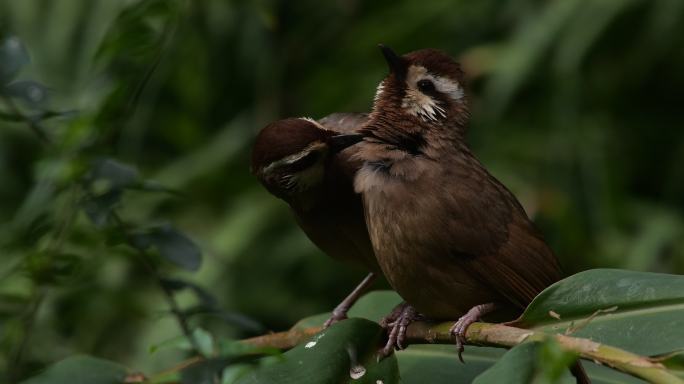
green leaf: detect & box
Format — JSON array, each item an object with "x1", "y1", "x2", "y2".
[
  {"x1": 513, "y1": 269, "x2": 684, "y2": 356},
  {"x1": 222, "y1": 364, "x2": 254, "y2": 384},
  {"x1": 0, "y1": 36, "x2": 29, "y2": 84},
  {"x1": 397, "y1": 345, "x2": 504, "y2": 384},
  {"x1": 21, "y1": 355, "x2": 128, "y2": 384},
  {"x1": 473, "y1": 342, "x2": 575, "y2": 384},
  {"x1": 654, "y1": 351, "x2": 684, "y2": 379},
  {"x1": 25, "y1": 251, "x2": 83, "y2": 285},
  {"x1": 185, "y1": 305, "x2": 265, "y2": 334},
  {"x1": 347, "y1": 290, "x2": 403, "y2": 323},
  {"x1": 181, "y1": 358, "x2": 230, "y2": 384},
  {"x1": 398, "y1": 345, "x2": 642, "y2": 384},
  {"x1": 290, "y1": 289, "x2": 652, "y2": 383},
  {"x1": 218, "y1": 340, "x2": 281, "y2": 359},
  {"x1": 81, "y1": 190, "x2": 122, "y2": 227},
  {"x1": 148, "y1": 334, "x2": 191, "y2": 354},
  {"x1": 193, "y1": 327, "x2": 216, "y2": 357},
  {"x1": 236, "y1": 318, "x2": 399, "y2": 384},
  {"x1": 2, "y1": 80, "x2": 49, "y2": 107},
  {"x1": 129, "y1": 224, "x2": 202, "y2": 271},
  {"x1": 292, "y1": 290, "x2": 402, "y2": 329},
  {"x1": 536, "y1": 339, "x2": 579, "y2": 383},
  {"x1": 87, "y1": 159, "x2": 141, "y2": 194},
  {"x1": 161, "y1": 277, "x2": 218, "y2": 306}
]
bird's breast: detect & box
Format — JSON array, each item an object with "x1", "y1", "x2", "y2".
[{"x1": 361, "y1": 177, "x2": 496, "y2": 319}]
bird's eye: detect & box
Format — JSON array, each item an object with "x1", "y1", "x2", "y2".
[{"x1": 417, "y1": 79, "x2": 435, "y2": 93}]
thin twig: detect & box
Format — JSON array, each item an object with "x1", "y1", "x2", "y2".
[
  {"x1": 109, "y1": 212, "x2": 201, "y2": 355},
  {"x1": 6, "y1": 185, "x2": 82, "y2": 382},
  {"x1": 7, "y1": 288, "x2": 47, "y2": 382}
]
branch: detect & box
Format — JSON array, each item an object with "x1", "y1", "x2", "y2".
[
  {"x1": 110, "y1": 212, "x2": 202, "y2": 356},
  {"x1": 241, "y1": 321, "x2": 682, "y2": 384}
]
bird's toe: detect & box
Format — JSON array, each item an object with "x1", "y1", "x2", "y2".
[{"x1": 323, "y1": 312, "x2": 348, "y2": 328}]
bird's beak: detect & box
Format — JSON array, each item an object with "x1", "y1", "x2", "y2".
[
  {"x1": 379, "y1": 44, "x2": 406, "y2": 82},
  {"x1": 328, "y1": 133, "x2": 364, "y2": 153}
]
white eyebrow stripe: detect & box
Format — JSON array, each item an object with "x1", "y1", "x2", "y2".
[
  {"x1": 298, "y1": 117, "x2": 327, "y2": 130},
  {"x1": 407, "y1": 65, "x2": 464, "y2": 101},
  {"x1": 261, "y1": 141, "x2": 324, "y2": 175},
  {"x1": 430, "y1": 75, "x2": 464, "y2": 101}
]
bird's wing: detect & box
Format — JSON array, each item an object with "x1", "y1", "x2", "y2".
[
  {"x1": 318, "y1": 113, "x2": 369, "y2": 134},
  {"x1": 302, "y1": 113, "x2": 380, "y2": 272},
  {"x1": 443, "y1": 168, "x2": 563, "y2": 310}
]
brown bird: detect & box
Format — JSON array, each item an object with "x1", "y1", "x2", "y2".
[
  {"x1": 251, "y1": 113, "x2": 380, "y2": 327},
  {"x1": 331, "y1": 46, "x2": 588, "y2": 382}
]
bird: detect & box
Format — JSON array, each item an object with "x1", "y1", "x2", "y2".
[
  {"x1": 329, "y1": 45, "x2": 588, "y2": 383},
  {"x1": 251, "y1": 113, "x2": 379, "y2": 327}
]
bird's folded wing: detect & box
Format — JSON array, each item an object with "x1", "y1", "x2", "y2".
[
  {"x1": 318, "y1": 113, "x2": 369, "y2": 134},
  {"x1": 445, "y1": 183, "x2": 563, "y2": 310},
  {"x1": 461, "y1": 220, "x2": 563, "y2": 310}
]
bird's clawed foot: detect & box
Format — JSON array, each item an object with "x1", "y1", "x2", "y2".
[
  {"x1": 449, "y1": 303, "x2": 497, "y2": 363},
  {"x1": 379, "y1": 302, "x2": 420, "y2": 357},
  {"x1": 323, "y1": 308, "x2": 348, "y2": 328}
]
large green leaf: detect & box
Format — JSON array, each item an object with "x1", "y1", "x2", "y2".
[
  {"x1": 248, "y1": 272, "x2": 684, "y2": 383},
  {"x1": 397, "y1": 345, "x2": 503, "y2": 384},
  {"x1": 129, "y1": 224, "x2": 202, "y2": 271},
  {"x1": 513, "y1": 269, "x2": 684, "y2": 356},
  {"x1": 236, "y1": 318, "x2": 398, "y2": 384},
  {"x1": 472, "y1": 342, "x2": 574, "y2": 384},
  {"x1": 21, "y1": 355, "x2": 128, "y2": 384},
  {"x1": 398, "y1": 345, "x2": 644, "y2": 384},
  {"x1": 295, "y1": 288, "x2": 656, "y2": 383}
]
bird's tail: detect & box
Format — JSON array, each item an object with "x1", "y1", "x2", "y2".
[{"x1": 570, "y1": 360, "x2": 591, "y2": 384}]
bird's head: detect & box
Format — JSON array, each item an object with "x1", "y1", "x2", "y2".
[
  {"x1": 251, "y1": 118, "x2": 361, "y2": 200},
  {"x1": 371, "y1": 45, "x2": 469, "y2": 138}
]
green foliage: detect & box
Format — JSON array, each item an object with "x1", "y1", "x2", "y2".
[
  {"x1": 20, "y1": 355, "x2": 128, "y2": 384},
  {"x1": 236, "y1": 319, "x2": 399, "y2": 384},
  {"x1": 516, "y1": 269, "x2": 684, "y2": 355},
  {"x1": 230, "y1": 270, "x2": 684, "y2": 383},
  {"x1": 19, "y1": 270, "x2": 684, "y2": 382},
  {"x1": 129, "y1": 224, "x2": 202, "y2": 271},
  {"x1": 472, "y1": 342, "x2": 575, "y2": 384}
]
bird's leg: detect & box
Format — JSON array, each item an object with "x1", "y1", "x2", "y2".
[
  {"x1": 324, "y1": 272, "x2": 377, "y2": 328},
  {"x1": 379, "y1": 302, "x2": 421, "y2": 357},
  {"x1": 450, "y1": 303, "x2": 497, "y2": 363}
]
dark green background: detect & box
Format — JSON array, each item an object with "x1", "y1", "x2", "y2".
[{"x1": 1, "y1": 0, "x2": 683, "y2": 380}]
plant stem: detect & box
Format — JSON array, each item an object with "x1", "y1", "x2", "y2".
[
  {"x1": 239, "y1": 321, "x2": 683, "y2": 384},
  {"x1": 7, "y1": 288, "x2": 47, "y2": 383},
  {"x1": 109, "y1": 212, "x2": 201, "y2": 355}
]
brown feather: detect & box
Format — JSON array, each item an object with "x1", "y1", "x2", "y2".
[
  {"x1": 251, "y1": 114, "x2": 378, "y2": 271},
  {"x1": 354, "y1": 48, "x2": 563, "y2": 320}
]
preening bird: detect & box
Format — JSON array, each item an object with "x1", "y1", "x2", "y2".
[
  {"x1": 251, "y1": 113, "x2": 379, "y2": 326},
  {"x1": 331, "y1": 46, "x2": 588, "y2": 383}
]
